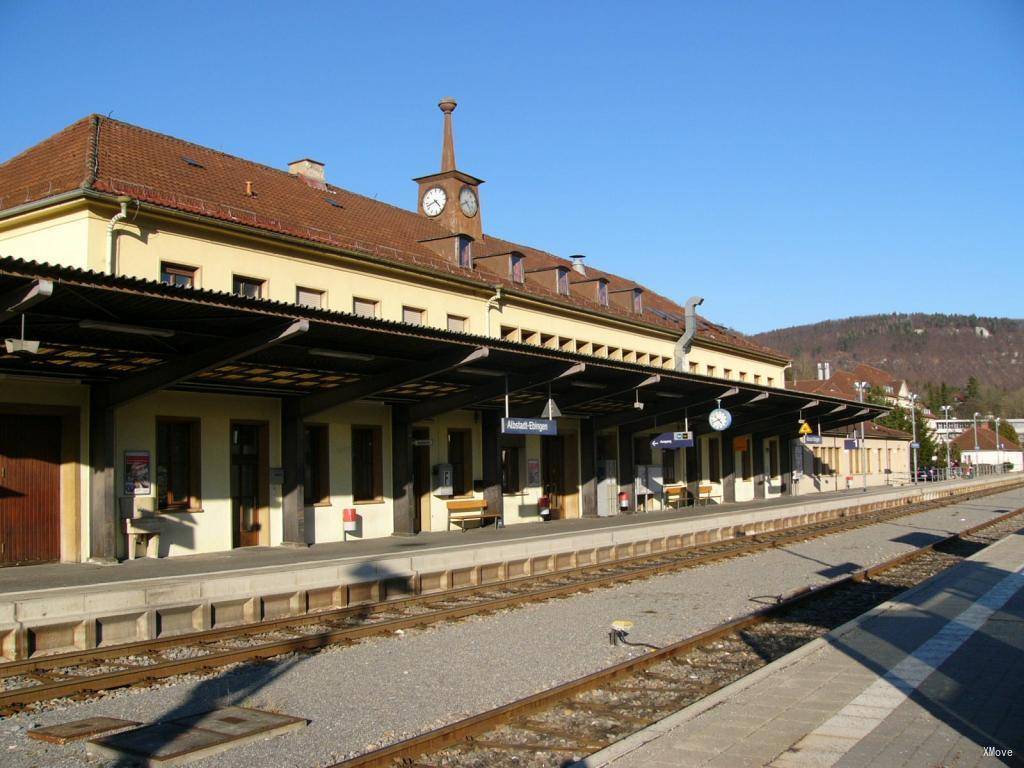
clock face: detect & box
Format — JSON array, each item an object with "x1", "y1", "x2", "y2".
[
  {"x1": 422, "y1": 187, "x2": 447, "y2": 217},
  {"x1": 459, "y1": 186, "x2": 478, "y2": 217},
  {"x1": 708, "y1": 408, "x2": 733, "y2": 431}
]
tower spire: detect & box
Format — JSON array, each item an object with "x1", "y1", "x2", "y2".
[{"x1": 439, "y1": 96, "x2": 457, "y2": 172}]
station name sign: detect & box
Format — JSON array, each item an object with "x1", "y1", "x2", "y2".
[
  {"x1": 501, "y1": 417, "x2": 558, "y2": 436},
  {"x1": 650, "y1": 431, "x2": 694, "y2": 449},
  {"x1": 802, "y1": 434, "x2": 823, "y2": 445}
]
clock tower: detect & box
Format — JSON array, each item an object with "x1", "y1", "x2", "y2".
[{"x1": 414, "y1": 97, "x2": 484, "y2": 241}]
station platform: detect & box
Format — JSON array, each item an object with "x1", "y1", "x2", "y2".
[
  {"x1": 582, "y1": 509, "x2": 1024, "y2": 767},
  {"x1": 0, "y1": 475, "x2": 1020, "y2": 662}
]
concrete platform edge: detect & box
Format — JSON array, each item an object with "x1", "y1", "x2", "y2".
[{"x1": 571, "y1": 505, "x2": 1024, "y2": 768}]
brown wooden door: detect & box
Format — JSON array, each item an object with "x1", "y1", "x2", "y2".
[
  {"x1": 542, "y1": 435, "x2": 581, "y2": 519},
  {"x1": 231, "y1": 423, "x2": 267, "y2": 547},
  {"x1": 0, "y1": 415, "x2": 61, "y2": 565}
]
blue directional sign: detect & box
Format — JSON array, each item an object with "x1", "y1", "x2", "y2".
[
  {"x1": 650, "y1": 431, "x2": 694, "y2": 449},
  {"x1": 844, "y1": 439, "x2": 859, "y2": 450},
  {"x1": 910, "y1": 441, "x2": 920, "y2": 449},
  {"x1": 802, "y1": 435, "x2": 823, "y2": 445},
  {"x1": 501, "y1": 417, "x2": 557, "y2": 436}
]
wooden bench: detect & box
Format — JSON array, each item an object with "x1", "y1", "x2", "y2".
[
  {"x1": 663, "y1": 484, "x2": 688, "y2": 509},
  {"x1": 446, "y1": 499, "x2": 501, "y2": 531},
  {"x1": 697, "y1": 484, "x2": 723, "y2": 506}
]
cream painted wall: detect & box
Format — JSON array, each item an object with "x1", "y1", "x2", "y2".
[
  {"x1": 0, "y1": 205, "x2": 104, "y2": 271},
  {"x1": 792, "y1": 436, "x2": 912, "y2": 496},
  {"x1": 690, "y1": 346, "x2": 786, "y2": 389}
]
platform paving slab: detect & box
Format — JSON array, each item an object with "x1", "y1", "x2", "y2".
[
  {"x1": 86, "y1": 706, "x2": 307, "y2": 766},
  {"x1": 27, "y1": 716, "x2": 140, "y2": 744},
  {"x1": 582, "y1": 527, "x2": 1024, "y2": 768}
]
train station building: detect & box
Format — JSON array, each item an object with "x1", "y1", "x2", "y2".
[{"x1": 0, "y1": 102, "x2": 887, "y2": 566}]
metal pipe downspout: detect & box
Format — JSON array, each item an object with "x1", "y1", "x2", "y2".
[
  {"x1": 106, "y1": 196, "x2": 132, "y2": 275},
  {"x1": 673, "y1": 296, "x2": 704, "y2": 371},
  {"x1": 485, "y1": 286, "x2": 503, "y2": 337}
]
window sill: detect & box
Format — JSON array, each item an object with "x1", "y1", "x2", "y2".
[
  {"x1": 158, "y1": 507, "x2": 204, "y2": 515},
  {"x1": 311, "y1": 501, "x2": 333, "y2": 508},
  {"x1": 353, "y1": 498, "x2": 386, "y2": 506}
]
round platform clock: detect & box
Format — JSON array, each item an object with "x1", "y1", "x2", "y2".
[
  {"x1": 708, "y1": 407, "x2": 732, "y2": 431},
  {"x1": 421, "y1": 187, "x2": 447, "y2": 217}
]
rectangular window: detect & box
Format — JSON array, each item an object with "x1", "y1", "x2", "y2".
[
  {"x1": 351, "y1": 426, "x2": 383, "y2": 502},
  {"x1": 447, "y1": 314, "x2": 467, "y2": 333},
  {"x1": 402, "y1": 306, "x2": 426, "y2": 325},
  {"x1": 161, "y1": 262, "x2": 196, "y2": 288},
  {"x1": 296, "y1": 286, "x2": 324, "y2": 309},
  {"x1": 723, "y1": 369, "x2": 732, "y2": 379},
  {"x1": 156, "y1": 418, "x2": 200, "y2": 511},
  {"x1": 708, "y1": 437, "x2": 721, "y2": 483},
  {"x1": 448, "y1": 429, "x2": 472, "y2": 496},
  {"x1": 556, "y1": 267, "x2": 570, "y2": 295},
  {"x1": 510, "y1": 254, "x2": 525, "y2": 283},
  {"x1": 233, "y1": 275, "x2": 264, "y2": 299},
  {"x1": 767, "y1": 377, "x2": 774, "y2": 387},
  {"x1": 753, "y1": 374, "x2": 762, "y2": 384},
  {"x1": 739, "y1": 371, "x2": 748, "y2": 381},
  {"x1": 632, "y1": 288, "x2": 643, "y2": 314},
  {"x1": 688, "y1": 361, "x2": 698, "y2": 373},
  {"x1": 597, "y1": 280, "x2": 609, "y2": 306},
  {"x1": 768, "y1": 440, "x2": 780, "y2": 478},
  {"x1": 458, "y1": 236, "x2": 473, "y2": 268},
  {"x1": 304, "y1": 425, "x2": 329, "y2": 505},
  {"x1": 353, "y1": 297, "x2": 378, "y2": 318},
  {"x1": 501, "y1": 446, "x2": 522, "y2": 493},
  {"x1": 634, "y1": 435, "x2": 653, "y2": 467},
  {"x1": 706, "y1": 365, "x2": 716, "y2": 377}
]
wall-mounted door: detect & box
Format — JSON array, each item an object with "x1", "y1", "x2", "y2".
[
  {"x1": 0, "y1": 415, "x2": 61, "y2": 565},
  {"x1": 231, "y1": 422, "x2": 268, "y2": 547}
]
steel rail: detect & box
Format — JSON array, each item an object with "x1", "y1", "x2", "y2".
[
  {"x1": 0, "y1": 482, "x2": 1017, "y2": 712},
  {"x1": 329, "y1": 505, "x2": 1024, "y2": 768}
]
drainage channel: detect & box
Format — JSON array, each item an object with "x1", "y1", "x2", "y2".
[
  {"x1": 329, "y1": 507, "x2": 1024, "y2": 768},
  {"x1": 0, "y1": 483, "x2": 1016, "y2": 715}
]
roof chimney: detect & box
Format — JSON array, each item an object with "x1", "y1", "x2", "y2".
[
  {"x1": 289, "y1": 158, "x2": 327, "y2": 190},
  {"x1": 570, "y1": 254, "x2": 586, "y2": 275},
  {"x1": 816, "y1": 362, "x2": 824, "y2": 380}
]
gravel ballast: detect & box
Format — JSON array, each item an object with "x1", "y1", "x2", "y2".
[{"x1": 2, "y1": 487, "x2": 1022, "y2": 768}]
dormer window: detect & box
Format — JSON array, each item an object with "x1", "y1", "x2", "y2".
[
  {"x1": 510, "y1": 253, "x2": 525, "y2": 283},
  {"x1": 597, "y1": 279, "x2": 609, "y2": 306},
  {"x1": 556, "y1": 267, "x2": 570, "y2": 296},
  {"x1": 457, "y1": 236, "x2": 473, "y2": 269},
  {"x1": 632, "y1": 288, "x2": 644, "y2": 314}
]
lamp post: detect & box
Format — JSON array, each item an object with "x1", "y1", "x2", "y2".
[
  {"x1": 855, "y1": 381, "x2": 868, "y2": 492},
  {"x1": 995, "y1": 416, "x2": 1002, "y2": 473},
  {"x1": 910, "y1": 393, "x2": 919, "y2": 483},
  {"x1": 971, "y1": 411, "x2": 980, "y2": 473},
  {"x1": 941, "y1": 405, "x2": 953, "y2": 480}
]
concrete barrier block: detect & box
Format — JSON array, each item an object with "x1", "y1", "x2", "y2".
[
  {"x1": 346, "y1": 581, "x2": 379, "y2": 605},
  {"x1": 156, "y1": 605, "x2": 204, "y2": 637},
  {"x1": 384, "y1": 575, "x2": 415, "y2": 601},
  {"x1": 554, "y1": 551, "x2": 575, "y2": 571},
  {"x1": 530, "y1": 555, "x2": 553, "y2": 574},
  {"x1": 450, "y1": 566, "x2": 477, "y2": 589},
  {"x1": 211, "y1": 598, "x2": 255, "y2": 628},
  {"x1": 27, "y1": 619, "x2": 90, "y2": 657},
  {"x1": 575, "y1": 548, "x2": 595, "y2": 566},
  {"x1": 506, "y1": 558, "x2": 530, "y2": 578},
  {"x1": 95, "y1": 612, "x2": 148, "y2": 646},
  {"x1": 0, "y1": 625, "x2": 19, "y2": 662},
  {"x1": 418, "y1": 571, "x2": 450, "y2": 594},
  {"x1": 307, "y1": 585, "x2": 344, "y2": 612},
  {"x1": 479, "y1": 562, "x2": 503, "y2": 584},
  {"x1": 261, "y1": 591, "x2": 305, "y2": 621}
]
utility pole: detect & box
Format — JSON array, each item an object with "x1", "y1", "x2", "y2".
[
  {"x1": 910, "y1": 393, "x2": 919, "y2": 483},
  {"x1": 855, "y1": 381, "x2": 868, "y2": 492},
  {"x1": 941, "y1": 404, "x2": 953, "y2": 480}
]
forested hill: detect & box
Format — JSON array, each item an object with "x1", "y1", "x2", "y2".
[{"x1": 751, "y1": 314, "x2": 1024, "y2": 392}]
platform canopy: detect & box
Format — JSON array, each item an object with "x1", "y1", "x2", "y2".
[{"x1": 0, "y1": 258, "x2": 885, "y2": 435}]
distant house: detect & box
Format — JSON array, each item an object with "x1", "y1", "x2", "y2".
[
  {"x1": 952, "y1": 426, "x2": 1022, "y2": 472},
  {"x1": 974, "y1": 326, "x2": 991, "y2": 338}
]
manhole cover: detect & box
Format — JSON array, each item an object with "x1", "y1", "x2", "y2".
[
  {"x1": 28, "y1": 717, "x2": 140, "y2": 745},
  {"x1": 87, "y1": 707, "x2": 307, "y2": 765}
]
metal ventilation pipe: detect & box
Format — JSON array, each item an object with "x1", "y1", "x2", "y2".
[{"x1": 673, "y1": 295, "x2": 704, "y2": 371}]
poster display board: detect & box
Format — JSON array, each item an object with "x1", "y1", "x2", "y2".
[{"x1": 124, "y1": 451, "x2": 151, "y2": 496}]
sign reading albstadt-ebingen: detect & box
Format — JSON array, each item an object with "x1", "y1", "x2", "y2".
[{"x1": 501, "y1": 417, "x2": 558, "y2": 436}]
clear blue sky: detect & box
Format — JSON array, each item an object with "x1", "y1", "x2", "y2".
[{"x1": 2, "y1": 1, "x2": 1022, "y2": 333}]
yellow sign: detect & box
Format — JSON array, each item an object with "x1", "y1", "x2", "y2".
[{"x1": 798, "y1": 421, "x2": 813, "y2": 436}]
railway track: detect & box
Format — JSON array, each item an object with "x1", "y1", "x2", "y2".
[
  {"x1": 330, "y1": 505, "x2": 1024, "y2": 768},
  {"x1": 0, "y1": 482, "x2": 1018, "y2": 715}
]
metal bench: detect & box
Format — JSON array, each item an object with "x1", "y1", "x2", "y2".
[{"x1": 446, "y1": 499, "x2": 500, "y2": 531}]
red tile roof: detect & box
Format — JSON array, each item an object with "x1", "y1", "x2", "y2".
[
  {"x1": 0, "y1": 115, "x2": 786, "y2": 363},
  {"x1": 951, "y1": 425, "x2": 1021, "y2": 452}
]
